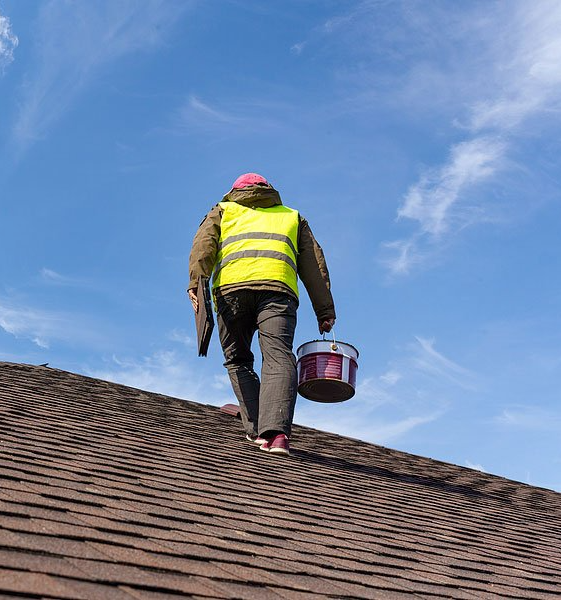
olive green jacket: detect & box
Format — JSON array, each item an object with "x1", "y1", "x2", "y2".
[{"x1": 188, "y1": 185, "x2": 336, "y2": 321}]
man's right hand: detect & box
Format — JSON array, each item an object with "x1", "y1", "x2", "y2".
[
  {"x1": 318, "y1": 318, "x2": 335, "y2": 334},
  {"x1": 188, "y1": 289, "x2": 198, "y2": 313}
]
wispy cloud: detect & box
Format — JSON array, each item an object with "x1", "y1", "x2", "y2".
[
  {"x1": 0, "y1": 296, "x2": 103, "y2": 349},
  {"x1": 296, "y1": 365, "x2": 444, "y2": 444},
  {"x1": 39, "y1": 267, "x2": 92, "y2": 288},
  {"x1": 187, "y1": 96, "x2": 241, "y2": 124},
  {"x1": 369, "y1": 414, "x2": 439, "y2": 443},
  {"x1": 40, "y1": 268, "x2": 67, "y2": 283},
  {"x1": 174, "y1": 95, "x2": 244, "y2": 133},
  {"x1": 379, "y1": 238, "x2": 422, "y2": 277},
  {"x1": 211, "y1": 373, "x2": 230, "y2": 390},
  {"x1": 0, "y1": 299, "x2": 61, "y2": 349},
  {"x1": 468, "y1": 2, "x2": 561, "y2": 132},
  {"x1": 0, "y1": 7, "x2": 18, "y2": 72},
  {"x1": 397, "y1": 138, "x2": 506, "y2": 237},
  {"x1": 86, "y1": 350, "x2": 230, "y2": 406},
  {"x1": 495, "y1": 406, "x2": 561, "y2": 432},
  {"x1": 465, "y1": 460, "x2": 487, "y2": 473},
  {"x1": 412, "y1": 336, "x2": 476, "y2": 390},
  {"x1": 296, "y1": 334, "x2": 473, "y2": 445},
  {"x1": 381, "y1": 0, "x2": 561, "y2": 274},
  {"x1": 174, "y1": 94, "x2": 284, "y2": 135},
  {"x1": 12, "y1": 0, "x2": 189, "y2": 156},
  {"x1": 167, "y1": 328, "x2": 194, "y2": 347},
  {"x1": 352, "y1": 376, "x2": 395, "y2": 409},
  {"x1": 290, "y1": 42, "x2": 306, "y2": 55},
  {"x1": 296, "y1": 405, "x2": 440, "y2": 447},
  {"x1": 379, "y1": 369, "x2": 402, "y2": 387}
]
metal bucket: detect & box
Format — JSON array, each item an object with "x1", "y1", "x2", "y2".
[{"x1": 296, "y1": 336, "x2": 359, "y2": 403}]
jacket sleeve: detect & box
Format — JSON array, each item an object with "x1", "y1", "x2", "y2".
[
  {"x1": 188, "y1": 205, "x2": 222, "y2": 291},
  {"x1": 297, "y1": 216, "x2": 336, "y2": 322}
]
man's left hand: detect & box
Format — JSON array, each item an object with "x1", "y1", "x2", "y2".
[{"x1": 318, "y1": 318, "x2": 335, "y2": 334}]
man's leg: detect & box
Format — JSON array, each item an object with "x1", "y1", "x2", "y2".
[
  {"x1": 216, "y1": 291, "x2": 260, "y2": 437},
  {"x1": 256, "y1": 292, "x2": 298, "y2": 437}
]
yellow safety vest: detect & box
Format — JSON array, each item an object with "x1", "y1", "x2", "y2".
[{"x1": 212, "y1": 201, "x2": 300, "y2": 297}]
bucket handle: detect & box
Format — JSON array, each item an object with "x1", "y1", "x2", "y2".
[{"x1": 322, "y1": 328, "x2": 338, "y2": 351}]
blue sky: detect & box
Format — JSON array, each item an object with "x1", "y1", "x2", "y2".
[{"x1": 1, "y1": 1, "x2": 560, "y2": 492}]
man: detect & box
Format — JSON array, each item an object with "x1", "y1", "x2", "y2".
[{"x1": 188, "y1": 173, "x2": 335, "y2": 456}]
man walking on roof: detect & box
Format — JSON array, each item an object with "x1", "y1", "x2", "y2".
[{"x1": 188, "y1": 173, "x2": 336, "y2": 456}]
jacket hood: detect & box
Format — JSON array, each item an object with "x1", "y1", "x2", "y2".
[
  {"x1": 231, "y1": 173, "x2": 269, "y2": 189},
  {"x1": 221, "y1": 185, "x2": 282, "y2": 208}
]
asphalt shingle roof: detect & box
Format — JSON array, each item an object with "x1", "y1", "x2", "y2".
[{"x1": 0, "y1": 361, "x2": 560, "y2": 599}]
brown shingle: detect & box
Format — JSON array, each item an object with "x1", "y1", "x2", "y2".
[
  {"x1": 0, "y1": 549, "x2": 87, "y2": 579},
  {"x1": 0, "y1": 361, "x2": 560, "y2": 598},
  {"x1": 0, "y1": 569, "x2": 118, "y2": 599}
]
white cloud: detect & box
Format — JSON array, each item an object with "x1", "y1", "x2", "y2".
[
  {"x1": 86, "y1": 350, "x2": 230, "y2": 406},
  {"x1": 175, "y1": 94, "x2": 284, "y2": 135},
  {"x1": 0, "y1": 8, "x2": 18, "y2": 72},
  {"x1": 469, "y1": 1, "x2": 561, "y2": 132},
  {"x1": 398, "y1": 137, "x2": 506, "y2": 237},
  {"x1": 0, "y1": 296, "x2": 105, "y2": 349},
  {"x1": 379, "y1": 238, "x2": 421, "y2": 276},
  {"x1": 495, "y1": 406, "x2": 561, "y2": 432},
  {"x1": 211, "y1": 373, "x2": 231, "y2": 390},
  {"x1": 295, "y1": 334, "x2": 474, "y2": 445},
  {"x1": 290, "y1": 42, "x2": 306, "y2": 55},
  {"x1": 187, "y1": 96, "x2": 240, "y2": 124},
  {"x1": 369, "y1": 414, "x2": 439, "y2": 443},
  {"x1": 174, "y1": 95, "x2": 247, "y2": 134},
  {"x1": 0, "y1": 299, "x2": 61, "y2": 349},
  {"x1": 384, "y1": 136, "x2": 506, "y2": 275},
  {"x1": 379, "y1": 369, "x2": 402, "y2": 386},
  {"x1": 40, "y1": 267, "x2": 91, "y2": 288},
  {"x1": 167, "y1": 328, "x2": 194, "y2": 347},
  {"x1": 12, "y1": 0, "x2": 189, "y2": 154},
  {"x1": 412, "y1": 336, "x2": 476, "y2": 390},
  {"x1": 382, "y1": 0, "x2": 561, "y2": 275},
  {"x1": 41, "y1": 268, "x2": 66, "y2": 283},
  {"x1": 354, "y1": 376, "x2": 395, "y2": 408},
  {"x1": 296, "y1": 399, "x2": 441, "y2": 446},
  {"x1": 465, "y1": 460, "x2": 487, "y2": 473}
]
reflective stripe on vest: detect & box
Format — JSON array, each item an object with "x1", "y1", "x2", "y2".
[{"x1": 212, "y1": 202, "x2": 300, "y2": 297}]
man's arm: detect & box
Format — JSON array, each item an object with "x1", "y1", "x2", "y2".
[
  {"x1": 297, "y1": 217, "x2": 336, "y2": 333},
  {"x1": 188, "y1": 205, "x2": 222, "y2": 312}
]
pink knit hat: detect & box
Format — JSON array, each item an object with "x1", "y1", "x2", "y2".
[{"x1": 231, "y1": 173, "x2": 270, "y2": 189}]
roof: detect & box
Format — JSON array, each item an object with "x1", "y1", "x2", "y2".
[{"x1": 0, "y1": 361, "x2": 560, "y2": 599}]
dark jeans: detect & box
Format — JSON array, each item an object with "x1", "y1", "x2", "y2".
[{"x1": 216, "y1": 290, "x2": 298, "y2": 438}]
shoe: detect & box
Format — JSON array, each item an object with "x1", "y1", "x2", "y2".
[
  {"x1": 246, "y1": 434, "x2": 267, "y2": 446},
  {"x1": 260, "y1": 433, "x2": 290, "y2": 456}
]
